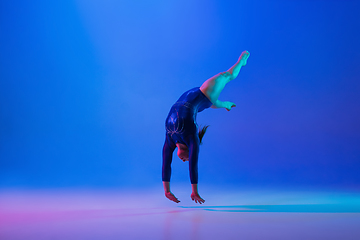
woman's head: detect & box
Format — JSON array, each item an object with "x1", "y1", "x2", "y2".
[
  {"x1": 176, "y1": 125, "x2": 209, "y2": 162},
  {"x1": 177, "y1": 143, "x2": 189, "y2": 162}
]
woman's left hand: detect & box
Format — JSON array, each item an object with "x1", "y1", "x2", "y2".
[{"x1": 191, "y1": 192, "x2": 205, "y2": 204}]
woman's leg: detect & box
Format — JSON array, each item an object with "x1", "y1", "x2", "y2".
[{"x1": 200, "y1": 51, "x2": 250, "y2": 110}]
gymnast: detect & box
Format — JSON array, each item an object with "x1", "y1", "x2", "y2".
[{"x1": 162, "y1": 50, "x2": 250, "y2": 204}]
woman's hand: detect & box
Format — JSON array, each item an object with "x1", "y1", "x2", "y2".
[
  {"x1": 165, "y1": 191, "x2": 180, "y2": 203},
  {"x1": 191, "y1": 192, "x2": 205, "y2": 204}
]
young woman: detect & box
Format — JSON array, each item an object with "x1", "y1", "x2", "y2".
[{"x1": 162, "y1": 50, "x2": 250, "y2": 204}]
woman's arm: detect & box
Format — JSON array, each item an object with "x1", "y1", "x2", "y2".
[
  {"x1": 162, "y1": 135, "x2": 176, "y2": 182},
  {"x1": 162, "y1": 135, "x2": 181, "y2": 203},
  {"x1": 187, "y1": 136, "x2": 206, "y2": 204}
]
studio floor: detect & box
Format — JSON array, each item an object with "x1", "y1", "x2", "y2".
[{"x1": 1, "y1": 187, "x2": 359, "y2": 240}]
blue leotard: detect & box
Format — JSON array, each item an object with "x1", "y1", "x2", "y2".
[{"x1": 162, "y1": 87, "x2": 212, "y2": 184}]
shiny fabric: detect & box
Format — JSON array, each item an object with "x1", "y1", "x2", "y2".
[{"x1": 162, "y1": 87, "x2": 212, "y2": 184}]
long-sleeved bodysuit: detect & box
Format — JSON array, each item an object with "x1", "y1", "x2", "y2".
[{"x1": 162, "y1": 87, "x2": 212, "y2": 184}]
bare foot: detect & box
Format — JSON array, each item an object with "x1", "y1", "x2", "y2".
[
  {"x1": 165, "y1": 192, "x2": 180, "y2": 203},
  {"x1": 239, "y1": 50, "x2": 250, "y2": 66}
]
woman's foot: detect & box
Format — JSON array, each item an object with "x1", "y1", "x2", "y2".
[{"x1": 239, "y1": 50, "x2": 250, "y2": 66}]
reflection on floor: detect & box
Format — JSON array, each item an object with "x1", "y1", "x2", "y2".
[{"x1": 1, "y1": 187, "x2": 360, "y2": 240}]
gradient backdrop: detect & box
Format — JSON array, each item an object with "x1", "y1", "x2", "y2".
[{"x1": 1, "y1": 0, "x2": 359, "y2": 190}]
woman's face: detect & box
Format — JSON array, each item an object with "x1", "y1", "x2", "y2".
[{"x1": 177, "y1": 144, "x2": 189, "y2": 162}]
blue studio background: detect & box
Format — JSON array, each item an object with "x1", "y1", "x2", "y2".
[{"x1": 1, "y1": 0, "x2": 359, "y2": 190}]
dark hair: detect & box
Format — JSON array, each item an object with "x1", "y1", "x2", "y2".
[{"x1": 198, "y1": 125, "x2": 209, "y2": 144}]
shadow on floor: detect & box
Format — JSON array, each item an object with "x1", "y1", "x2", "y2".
[{"x1": 179, "y1": 204, "x2": 360, "y2": 213}]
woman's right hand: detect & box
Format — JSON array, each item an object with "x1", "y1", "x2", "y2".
[{"x1": 165, "y1": 191, "x2": 180, "y2": 203}]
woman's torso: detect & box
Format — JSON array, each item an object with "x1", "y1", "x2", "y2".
[{"x1": 165, "y1": 87, "x2": 212, "y2": 144}]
